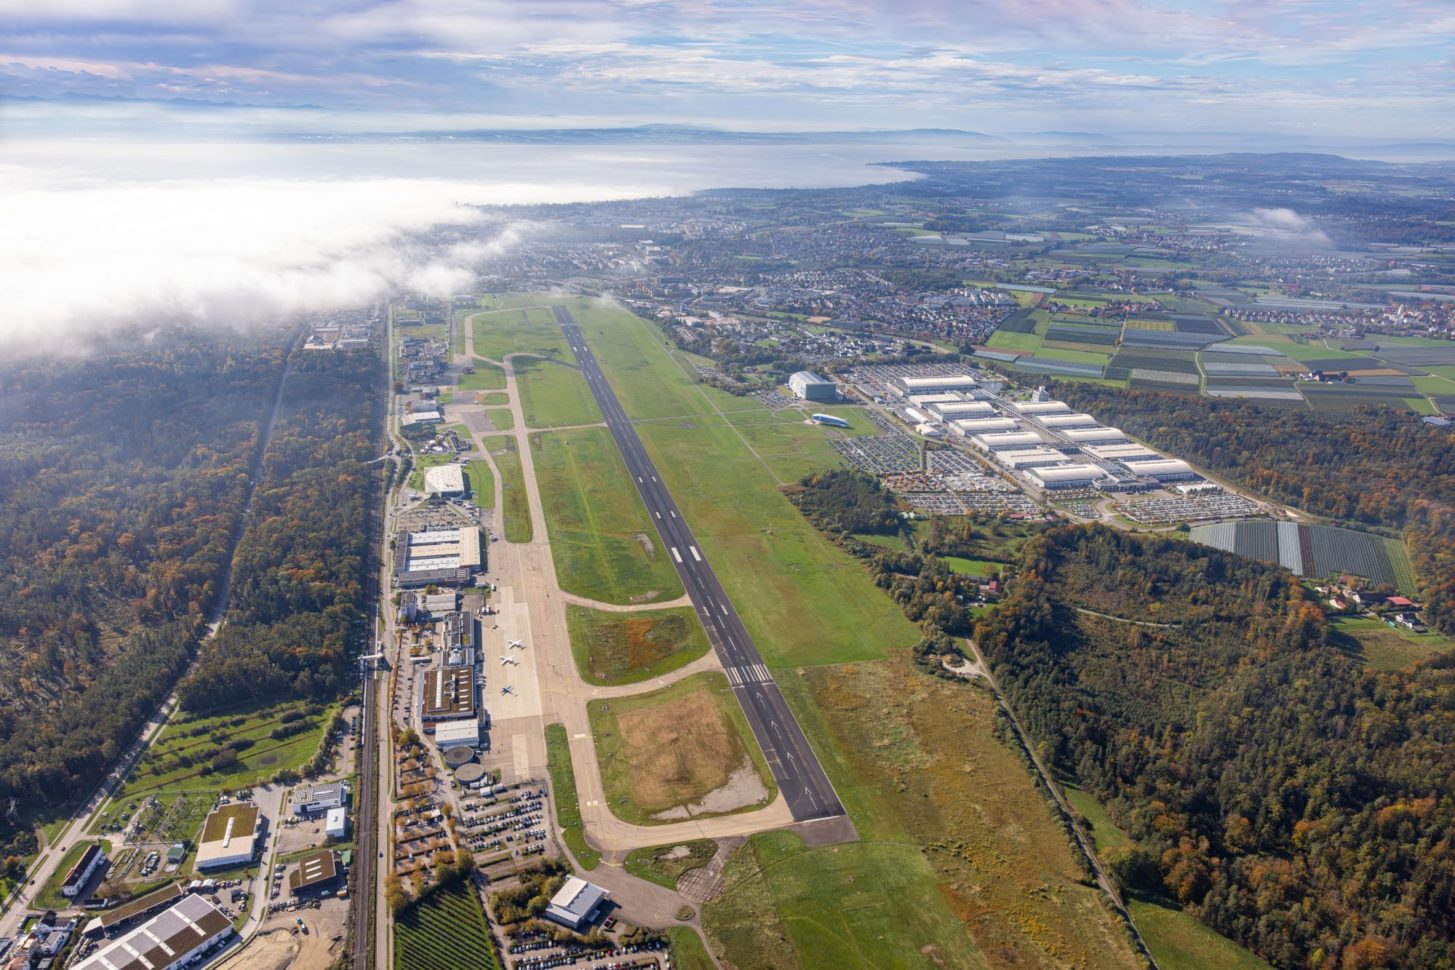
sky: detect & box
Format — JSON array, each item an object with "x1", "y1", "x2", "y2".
[{"x1": 2, "y1": 0, "x2": 1453, "y2": 140}]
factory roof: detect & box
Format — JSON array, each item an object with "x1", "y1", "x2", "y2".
[
  {"x1": 288, "y1": 850, "x2": 338, "y2": 894},
  {"x1": 421, "y1": 666, "x2": 475, "y2": 719},
  {"x1": 424, "y1": 463, "x2": 465, "y2": 495},
  {"x1": 545, "y1": 877, "x2": 610, "y2": 929},
  {"x1": 75, "y1": 894, "x2": 231, "y2": 970}
]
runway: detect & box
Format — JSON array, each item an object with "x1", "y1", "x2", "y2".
[{"x1": 553, "y1": 305, "x2": 844, "y2": 822}]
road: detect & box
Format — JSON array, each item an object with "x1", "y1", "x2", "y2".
[{"x1": 554, "y1": 305, "x2": 843, "y2": 822}]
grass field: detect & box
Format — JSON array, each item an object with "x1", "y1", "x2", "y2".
[
  {"x1": 477, "y1": 392, "x2": 509, "y2": 406},
  {"x1": 939, "y1": 556, "x2": 1001, "y2": 577},
  {"x1": 1064, "y1": 783, "x2": 1130, "y2": 853},
  {"x1": 482, "y1": 408, "x2": 513, "y2": 431},
  {"x1": 544, "y1": 723, "x2": 599, "y2": 869},
  {"x1": 1328, "y1": 616, "x2": 1455, "y2": 671},
  {"x1": 986, "y1": 330, "x2": 1042, "y2": 352},
  {"x1": 721, "y1": 409, "x2": 851, "y2": 482},
  {"x1": 464, "y1": 459, "x2": 494, "y2": 509},
  {"x1": 480, "y1": 436, "x2": 530, "y2": 543},
  {"x1": 566, "y1": 605, "x2": 709, "y2": 685},
  {"x1": 557, "y1": 296, "x2": 918, "y2": 668},
  {"x1": 532, "y1": 428, "x2": 683, "y2": 604},
  {"x1": 623, "y1": 838, "x2": 718, "y2": 890},
  {"x1": 470, "y1": 306, "x2": 570, "y2": 361},
  {"x1": 513, "y1": 356, "x2": 602, "y2": 428},
  {"x1": 395, "y1": 879, "x2": 501, "y2": 970},
  {"x1": 112, "y1": 699, "x2": 334, "y2": 802},
  {"x1": 1128, "y1": 897, "x2": 1271, "y2": 970},
  {"x1": 457, "y1": 362, "x2": 507, "y2": 391},
  {"x1": 668, "y1": 928, "x2": 716, "y2": 970},
  {"x1": 587, "y1": 672, "x2": 776, "y2": 825}
]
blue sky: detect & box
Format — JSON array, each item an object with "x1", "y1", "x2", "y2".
[{"x1": 1, "y1": 0, "x2": 1452, "y2": 137}]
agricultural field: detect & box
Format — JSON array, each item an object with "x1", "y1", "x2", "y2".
[
  {"x1": 513, "y1": 356, "x2": 602, "y2": 429},
  {"x1": 623, "y1": 839, "x2": 718, "y2": 890},
  {"x1": 586, "y1": 672, "x2": 776, "y2": 825},
  {"x1": 532, "y1": 428, "x2": 683, "y2": 604},
  {"x1": 566, "y1": 605, "x2": 710, "y2": 685},
  {"x1": 543, "y1": 723, "x2": 599, "y2": 869},
  {"x1": 480, "y1": 436, "x2": 530, "y2": 543},
  {"x1": 1327, "y1": 616, "x2": 1455, "y2": 671},
  {"x1": 464, "y1": 459, "x2": 494, "y2": 509},
  {"x1": 469, "y1": 305, "x2": 570, "y2": 361},
  {"x1": 395, "y1": 879, "x2": 502, "y2": 970},
  {"x1": 110, "y1": 699, "x2": 334, "y2": 802},
  {"x1": 1190, "y1": 520, "x2": 1413, "y2": 590}
]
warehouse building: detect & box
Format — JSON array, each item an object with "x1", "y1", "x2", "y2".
[
  {"x1": 75, "y1": 895, "x2": 232, "y2": 970},
  {"x1": 789, "y1": 371, "x2": 838, "y2": 402},
  {"x1": 545, "y1": 877, "x2": 611, "y2": 931},
  {"x1": 1035, "y1": 412, "x2": 1100, "y2": 429},
  {"x1": 420, "y1": 666, "x2": 477, "y2": 723},
  {"x1": 289, "y1": 850, "x2": 340, "y2": 898},
  {"x1": 895, "y1": 374, "x2": 978, "y2": 396},
  {"x1": 970, "y1": 431, "x2": 1045, "y2": 452},
  {"x1": 928, "y1": 400, "x2": 995, "y2": 420},
  {"x1": 907, "y1": 392, "x2": 963, "y2": 407},
  {"x1": 951, "y1": 417, "x2": 1019, "y2": 435},
  {"x1": 393, "y1": 527, "x2": 484, "y2": 588},
  {"x1": 325, "y1": 807, "x2": 348, "y2": 840},
  {"x1": 1011, "y1": 400, "x2": 1071, "y2": 415},
  {"x1": 423, "y1": 463, "x2": 465, "y2": 497},
  {"x1": 1060, "y1": 427, "x2": 1129, "y2": 444},
  {"x1": 1028, "y1": 464, "x2": 1111, "y2": 489},
  {"x1": 1083, "y1": 443, "x2": 1163, "y2": 463},
  {"x1": 996, "y1": 448, "x2": 1070, "y2": 470},
  {"x1": 433, "y1": 717, "x2": 483, "y2": 749},
  {"x1": 195, "y1": 803, "x2": 261, "y2": 870},
  {"x1": 1126, "y1": 459, "x2": 1198, "y2": 481},
  {"x1": 294, "y1": 782, "x2": 349, "y2": 817}
]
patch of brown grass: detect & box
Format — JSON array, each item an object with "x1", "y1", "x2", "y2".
[{"x1": 614, "y1": 690, "x2": 743, "y2": 810}]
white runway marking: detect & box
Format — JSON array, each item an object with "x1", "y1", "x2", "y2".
[
  {"x1": 671, "y1": 547, "x2": 682, "y2": 563},
  {"x1": 689, "y1": 546, "x2": 702, "y2": 561}
]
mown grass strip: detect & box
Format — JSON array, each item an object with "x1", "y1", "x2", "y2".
[{"x1": 544, "y1": 723, "x2": 599, "y2": 869}]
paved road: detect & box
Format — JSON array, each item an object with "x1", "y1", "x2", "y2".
[{"x1": 554, "y1": 305, "x2": 843, "y2": 822}]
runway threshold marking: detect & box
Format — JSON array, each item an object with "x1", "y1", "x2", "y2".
[
  {"x1": 689, "y1": 546, "x2": 702, "y2": 561},
  {"x1": 671, "y1": 547, "x2": 683, "y2": 563}
]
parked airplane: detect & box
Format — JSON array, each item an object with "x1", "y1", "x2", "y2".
[
  {"x1": 508, "y1": 639, "x2": 526, "y2": 650},
  {"x1": 499, "y1": 656, "x2": 519, "y2": 666},
  {"x1": 500, "y1": 685, "x2": 515, "y2": 696}
]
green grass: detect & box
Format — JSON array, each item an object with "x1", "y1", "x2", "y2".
[
  {"x1": 1128, "y1": 897, "x2": 1272, "y2": 970},
  {"x1": 34, "y1": 839, "x2": 110, "y2": 909},
  {"x1": 1063, "y1": 783, "x2": 1130, "y2": 853},
  {"x1": 457, "y1": 361, "x2": 507, "y2": 391},
  {"x1": 587, "y1": 672, "x2": 776, "y2": 825},
  {"x1": 395, "y1": 878, "x2": 502, "y2": 970},
  {"x1": 544, "y1": 723, "x2": 599, "y2": 869},
  {"x1": 555, "y1": 296, "x2": 919, "y2": 668},
  {"x1": 469, "y1": 306, "x2": 570, "y2": 361},
  {"x1": 513, "y1": 356, "x2": 602, "y2": 429},
  {"x1": 477, "y1": 392, "x2": 509, "y2": 406},
  {"x1": 1328, "y1": 616, "x2": 1455, "y2": 671},
  {"x1": 668, "y1": 927, "x2": 717, "y2": 970},
  {"x1": 623, "y1": 839, "x2": 718, "y2": 890},
  {"x1": 465, "y1": 459, "x2": 494, "y2": 509},
  {"x1": 725, "y1": 414, "x2": 849, "y2": 482},
  {"x1": 938, "y1": 556, "x2": 1000, "y2": 577},
  {"x1": 566, "y1": 605, "x2": 710, "y2": 685},
  {"x1": 482, "y1": 408, "x2": 513, "y2": 431},
  {"x1": 1034, "y1": 346, "x2": 1113, "y2": 365},
  {"x1": 532, "y1": 428, "x2": 683, "y2": 604},
  {"x1": 851, "y1": 531, "x2": 911, "y2": 552},
  {"x1": 112, "y1": 699, "x2": 334, "y2": 801},
  {"x1": 704, "y1": 831, "x2": 988, "y2": 970},
  {"x1": 480, "y1": 436, "x2": 530, "y2": 543},
  {"x1": 986, "y1": 330, "x2": 1042, "y2": 352}
]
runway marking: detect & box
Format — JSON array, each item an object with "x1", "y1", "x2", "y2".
[
  {"x1": 637, "y1": 476, "x2": 643, "y2": 483},
  {"x1": 671, "y1": 547, "x2": 683, "y2": 563},
  {"x1": 689, "y1": 546, "x2": 701, "y2": 561},
  {"x1": 669, "y1": 510, "x2": 676, "y2": 518},
  {"x1": 654, "y1": 511, "x2": 661, "y2": 519},
  {"x1": 720, "y1": 603, "x2": 728, "y2": 616},
  {"x1": 725, "y1": 667, "x2": 742, "y2": 686}
]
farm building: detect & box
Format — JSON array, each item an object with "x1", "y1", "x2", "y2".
[
  {"x1": 74, "y1": 895, "x2": 232, "y2": 970},
  {"x1": 1034, "y1": 413, "x2": 1099, "y2": 429},
  {"x1": 1010, "y1": 400, "x2": 1071, "y2": 415},
  {"x1": 1028, "y1": 464, "x2": 1111, "y2": 489},
  {"x1": 970, "y1": 431, "x2": 1045, "y2": 452},
  {"x1": 951, "y1": 417, "x2": 1019, "y2": 435},
  {"x1": 423, "y1": 463, "x2": 465, "y2": 497},
  {"x1": 194, "y1": 803, "x2": 261, "y2": 871},
  {"x1": 1060, "y1": 427, "x2": 1129, "y2": 444},
  {"x1": 545, "y1": 877, "x2": 610, "y2": 930},
  {"x1": 928, "y1": 400, "x2": 995, "y2": 420},
  {"x1": 789, "y1": 371, "x2": 837, "y2": 402},
  {"x1": 1127, "y1": 459, "x2": 1198, "y2": 481},
  {"x1": 995, "y1": 448, "x2": 1069, "y2": 470}
]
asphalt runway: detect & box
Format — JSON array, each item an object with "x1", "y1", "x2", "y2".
[{"x1": 553, "y1": 305, "x2": 844, "y2": 822}]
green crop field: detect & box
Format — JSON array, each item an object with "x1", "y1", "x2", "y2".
[
  {"x1": 395, "y1": 879, "x2": 501, "y2": 970},
  {"x1": 512, "y1": 356, "x2": 602, "y2": 429},
  {"x1": 457, "y1": 362, "x2": 506, "y2": 391},
  {"x1": 624, "y1": 838, "x2": 718, "y2": 890},
  {"x1": 470, "y1": 306, "x2": 570, "y2": 361},
  {"x1": 567, "y1": 605, "x2": 709, "y2": 685},
  {"x1": 480, "y1": 436, "x2": 530, "y2": 543},
  {"x1": 587, "y1": 672, "x2": 776, "y2": 825},
  {"x1": 532, "y1": 428, "x2": 683, "y2": 604},
  {"x1": 464, "y1": 459, "x2": 494, "y2": 509},
  {"x1": 544, "y1": 723, "x2": 599, "y2": 869},
  {"x1": 986, "y1": 330, "x2": 1043, "y2": 352}
]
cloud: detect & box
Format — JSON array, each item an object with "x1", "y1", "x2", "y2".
[{"x1": 1235, "y1": 207, "x2": 1332, "y2": 249}]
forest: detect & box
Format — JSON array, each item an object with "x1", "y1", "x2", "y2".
[
  {"x1": 178, "y1": 348, "x2": 382, "y2": 711},
  {"x1": 1057, "y1": 384, "x2": 1455, "y2": 636},
  {"x1": 0, "y1": 336, "x2": 286, "y2": 855},
  {"x1": 976, "y1": 525, "x2": 1455, "y2": 970}
]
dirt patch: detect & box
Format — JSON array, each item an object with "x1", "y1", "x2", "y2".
[
  {"x1": 615, "y1": 690, "x2": 744, "y2": 812},
  {"x1": 651, "y1": 762, "x2": 770, "y2": 820},
  {"x1": 235, "y1": 898, "x2": 349, "y2": 970},
  {"x1": 635, "y1": 533, "x2": 656, "y2": 558}
]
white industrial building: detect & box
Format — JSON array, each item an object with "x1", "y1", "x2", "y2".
[
  {"x1": 1127, "y1": 459, "x2": 1198, "y2": 481},
  {"x1": 1011, "y1": 400, "x2": 1071, "y2": 415},
  {"x1": 545, "y1": 877, "x2": 610, "y2": 930},
  {"x1": 74, "y1": 895, "x2": 233, "y2": 970},
  {"x1": 1060, "y1": 427, "x2": 1129, "y2": 444},
  {"x1": 424, "y1": 462, "x2": 466, "y2": 496},
  {"x1": 952, "y1": 417, "x2": 1019, "y2": 435},
  {"x1": 194, "y1": 803, "x2": 261, "y2": 871},
  {"x1": 295, "y1": 782, "x2": 349, "y2": 817},
  {"x1": 896, "y1": 374, "x2": 978, "y2": 395},
  {"x1": 789, "y1": 371, "x2": 838, "y2": 402},
  {"x1": 996, "y1": 448, "x2": 1070, "y2": 470},
  {"x1": 432, "y1": 718, "x2": 482, "y2": 748},
  {"x1": 928, "y1": 400, "x2": 995, "y2": 420},
  {"x1": 970, "y1": 431, "x2": 1045, "y2": 452},
  {"x1": 1035, "y1": 413, "x2": 1100, "y2": 429},
  {"x1": 908, "y1": 392, "x2": 963, "y2": 407},
  {"x1": 1084, "y1": 443, "x2": 1163, "y2": 463},
  {"x1": 325, "y1": 807, "x2": 348, "y2": 840},
  {"x1": 1028, "y1": 464, "x2": 1111, "y2": 489}
]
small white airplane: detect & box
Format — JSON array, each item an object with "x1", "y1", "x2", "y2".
[
  {"x1": 508, "y1": 639, "x2": 526, "y2": 650},
  {"x1": 499, "y1": 656, "x2": 519, "y2": 666},
  {"x1": 500, "y1": 685, "x2": 515, "y2": 696}
]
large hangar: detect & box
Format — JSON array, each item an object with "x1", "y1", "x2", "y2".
[
  {"x1": 393, "y1": 527, "x2": 484, "y2": 588},
  {"x1": 1028, "y1": 464, "x2": 1111, "y2": 489}
]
